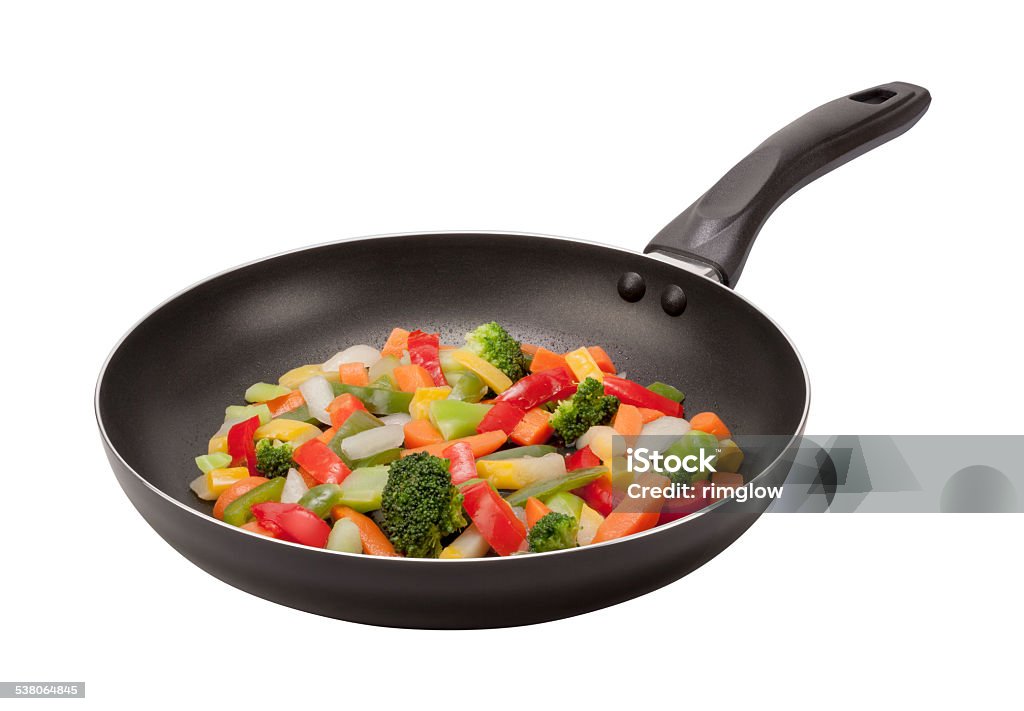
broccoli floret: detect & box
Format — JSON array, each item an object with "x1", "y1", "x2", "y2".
[
  {"x1": 255, "y1": 438, "x2": 295, "y2": 478},
  {"x1": 528, "y1": 512, "x2": 579, "y2": 553},
  {"x1": 380, "y1": 452, "x2": 467, "y2": 558},
  {"x1": 465, "y1": 321, "x2": 529, "y2": 381},
  {"x1": 549, "y1": 377, "x2": 619, "y2": 443}
]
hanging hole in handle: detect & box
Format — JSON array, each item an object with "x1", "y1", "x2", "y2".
[{"x1": 850, "y1": 88, "x2": 897, "y2": 104}]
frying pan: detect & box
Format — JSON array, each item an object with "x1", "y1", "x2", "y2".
[{"x1": 97, "y1": 82, "x2": 930, "y2": 628}]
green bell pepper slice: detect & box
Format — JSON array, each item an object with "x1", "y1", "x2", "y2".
[
  {"x1": 543, "y1": 491, "x2": 585, "y2": 521},
  {"x1": 244, "y1": 382, "x2": 292, "y2": 403},
  {"x1": 195, "y1": 451, "x2": 232, "y2": 474},
  {"x1": 664, "y1": 429, "x2": 720, "y2": 483},
  {"x1": 448, "y1": 370, "x2": 488, "y2": 402},
  {"x1": 275, "y1": 403, "x2": 318, "y2": 424},
  {"x1": 222, "y1": 477, "x2": 286, "y2": 526},
  {"x1": 646, "y1": 382, "x2": 685, "y2": 403},
  {"x1": 330, "y1": 382, "x2": 413, "y2": 415},
  {"x1": 336, "y1": 465, "x2": 390, "y2": 513},
  {"x1": 298, "y1": 466, "x2": 392, "y2": 516},
  {"x1": 504, "y1": 467, "x2": 605, "y2": 507},
  {"x1": 352, "y1": 447, "x2": 401, "y2": 469},
  {"x1": 297, "y1": 483, "x2": 345, "y2": 519},
  {"x1": 429, "y1": 399, "x2": 492, "y2": 440},
  {"x1": 224, "y1": 403, "x2": 272, "y2": 426},
  {"x1": 479, "y1": 444, "x2": 559, "y2": 461}
]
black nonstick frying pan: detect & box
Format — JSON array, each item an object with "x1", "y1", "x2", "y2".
[{"x1": 97, "y1": 82, "x2": 930, "y2": 629}]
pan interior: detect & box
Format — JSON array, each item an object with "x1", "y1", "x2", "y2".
[{"x1": 98, "y1": 233, "x2": 807, "y2": 511}]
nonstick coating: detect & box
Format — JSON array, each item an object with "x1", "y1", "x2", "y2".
[{"x1": 97, "y1": 232, "x2": 808, "y2": 628}]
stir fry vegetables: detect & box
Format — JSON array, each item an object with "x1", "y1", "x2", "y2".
[{"x1": 189, "y1": 322, "x2": 747, "y2": 558}]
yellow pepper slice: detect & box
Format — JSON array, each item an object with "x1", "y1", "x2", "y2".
[
  {"x1": 254, "y1": 418, "x2": 321, "y2": 445},
  {"x1": 564, "y1": 347, "x2": 604, "y2": 382},
  {"x1": 475, "y1": 453, "x2": 567, "y2": 489},
  {"x1": 208, "y1": 434, "x2": 229, "y2": 455},
  {"x1": 205, "y1": 466, "x2": 250, "y2": 496},
  {"x1": 278, "y1": 364, "x2": 340, "y2": 390},
  {"x1": 409, "y1": 386, "x2": 452, "y2": 420},
  {"x1": 450, "y1": 350, "x2": 513, "y2": 393}
]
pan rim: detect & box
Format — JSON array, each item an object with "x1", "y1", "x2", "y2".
[{"x1": 95, "y1": 230, "x2": 811, "y2": 563}]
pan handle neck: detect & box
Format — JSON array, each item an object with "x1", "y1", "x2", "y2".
[{"x1": 644, "y1": 82, "x2": 931, "y2": 288}]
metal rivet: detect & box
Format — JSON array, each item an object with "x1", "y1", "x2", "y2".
[
  {"x1": 617, "y1": 272, "x2": 646, "y2": 302},
  {"x1": 661, "y1": 284, "x2": 687, "y2": 316}
]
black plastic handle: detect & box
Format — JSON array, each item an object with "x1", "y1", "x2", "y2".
[{"x1": 644, "y1": 81, "x2": 931, "y2": 287}]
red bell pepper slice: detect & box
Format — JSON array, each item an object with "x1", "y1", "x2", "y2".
[
  {"x1": 602, "y1": 375, "x2": 683, "y2": 417},
  {"x1": 476, "y1": 400, "x2": 527, "y2": 436},
  {"x1": 565, "y1": 445, "x2": 602, "y2": 471},
  {"x1": 407, "y1": 330, "x2": 447, "y2": 387},
  {"x1": 292, "y1": 439, "x2": 351, "y2": 485},
  {"x1": 251, "y1": 502, "x2": 331, "y2": 548},
  {"x1": 442, "y1": 441, "x2": 478, "y2": 485},
  {"x1": 461, "y1": 481, "x2": 527, "y2": 556},
  {"x1": 494, "y1": 367, "x2": 576, "y2": 411},
  {"x1": 574, "y1": 474, "x2": 615, "y2": 517},
  {"x1": 228, "y1": 416, "x2": 261, "y2": 476},
  {"x1": 328, "y1": 393, "x2": 368, "y2": 429},
  {"x1": 657, "y1": 479, "x2": 711, "y2": 524}
]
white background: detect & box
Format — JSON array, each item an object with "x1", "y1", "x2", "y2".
[{"x1": 2, "y1": 1, "x2": 1021, "y2": 708}]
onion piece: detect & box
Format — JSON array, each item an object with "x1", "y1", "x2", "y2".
[
  {"x1": 440, "y1": 524, "x2": 490, "y2": 559},
  {"x1": 212, "y1": 417, "x2": 243, "y2": 439},
  {"x1": 280, "y1": 468, "x2": 310, "y2": 504},
  {"x1": 189, "y1": 474, "x2": 219, "y2": 501},
  {"x1": 299, "y1": 375, "x2": 334, "y2": 425},
  {"x1": 636, "y1": 416, "x2": 691, "y2": 452},
  {"x1": 575, "y1": 425, "x2": 622, "y2": 461},
  {"x1": 340, "y1": 424, "x2": 405, "y2": 461},
  {"x1": 379, "y1": 413, "x2": 412, "y2": 427},
  {"x1": 368, "y1": 355, "x2": 400, "y2": 384},
  {"x1": 323, "y1": 344, "x2": 381, "y2": 371}
]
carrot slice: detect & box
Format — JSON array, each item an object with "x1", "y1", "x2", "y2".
[
  {"x1": 509, "y1": 408, "x2": 553, "y2": 446},
  {"x1": 403, "y1": 419, "x2": 445, "y2": 449},
  {"x1": 331, "y1": 506, "x2": 399, "y2": 556},
  {"x1": 265, "y1": 389, "x2": 305, "y2": 418},
  {"x1": 525, "y1": 497, "x2": 552, "y2": 528},
  {"x1": 402, "y1": 430, "x2": 508, "y2": 459},
  {"x1": 520, "y1": 343, "x2": 540, "y2": 356},
  {"x1": 612, "y1": 404, "x2": 643, "y2": 437},
  {"x1": 381, "y1": 328, "x2": 410, "y2": 358},
  {"x1": 591, "y1": 473, "x2": 668, "y2": 544},
  {"x1": 213, "y1": 476, "x2": 269, "y2": 520},
  {"x1": 689, "y1": 412, "x2": 731, "y2": 440},
  {"x1": 587, "y1": 346, "x2": 616, "y2": 374},
  {"x1": 393, "y1": 364, "x2": 434, "y2": 392},
  {"x1": 529, "y1": 347, "x2": 569, "y2": 374},
  {"x1": 338, "y1": 362, "x2": 369, "y2": 386},
  {"x1": 637, "y1": 407, "x2": 664, "y2": 424},
  {"x1": 316, "y1": 426, "x2": 337, "y2": 444}
]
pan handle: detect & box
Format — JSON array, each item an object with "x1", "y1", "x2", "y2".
[{"x1": 644, "y1": 81, "x2": 931, "y2": 287}]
